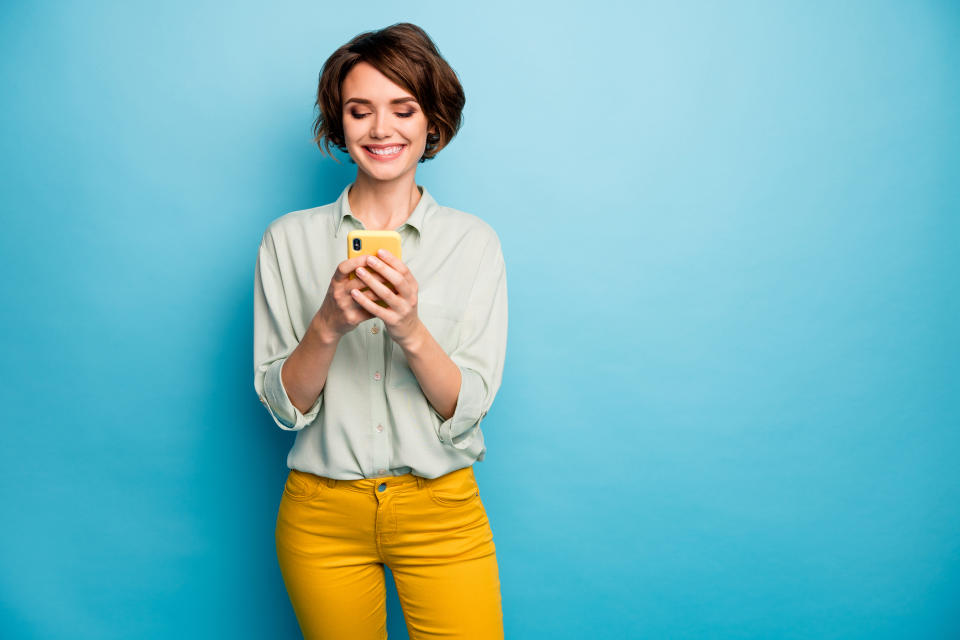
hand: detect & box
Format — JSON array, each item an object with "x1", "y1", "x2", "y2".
[
  {"x1": 311, "y1": 255, "x2": 389, "y2": 342},
  {"x1": 350, "y1": 248, "x2": 423, "y2": 349}
]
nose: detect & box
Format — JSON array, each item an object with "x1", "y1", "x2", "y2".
[{"x1": 369, "y1": 110, "x2": 390, "y2": 140}]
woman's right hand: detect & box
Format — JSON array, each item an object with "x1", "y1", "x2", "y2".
[{"x1": 310, "y1": 256, "x2": 386, "y2": 343}]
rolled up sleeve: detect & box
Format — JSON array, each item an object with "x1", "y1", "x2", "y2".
[
  {"x1": 432, "y1": 235, "x2": 508, "y2": 448},
  {"x1": 253, "y1": 229, "x2": 323, "y2": 431}
]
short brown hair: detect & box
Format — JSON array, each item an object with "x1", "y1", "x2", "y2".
[{"x1": 313, "y1": 23, "x2": 466, "y2": 164}]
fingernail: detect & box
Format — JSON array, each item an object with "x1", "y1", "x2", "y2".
[
  {"x1": 356, "y1": 267, "x2": 366, "y2": 275},
  {"x1": 377, "y1": 249, "x2": 387, "y2": 257}
]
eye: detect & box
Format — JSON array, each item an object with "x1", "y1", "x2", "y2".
[{"x1": 350, "y1": 111, "x2": 415, "y2": 119}]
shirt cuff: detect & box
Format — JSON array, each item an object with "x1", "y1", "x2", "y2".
[
  {"x1": 433, "y1": 366, "x2": 487, "y2": 449},
  {"x1": 260, "y1": 357, "x2": 323, "y2": 431}
]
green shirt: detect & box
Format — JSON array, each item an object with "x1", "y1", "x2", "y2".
[{"x1": 253, "y1": 183, "x2": 508, "y2": 480}]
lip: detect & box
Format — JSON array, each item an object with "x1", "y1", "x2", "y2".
[{"x1": 363, "y1": 144, "x2": 406, "y2": 161}]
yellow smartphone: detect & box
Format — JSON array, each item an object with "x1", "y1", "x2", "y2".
[{"x1": 347, "y1": 230, "x2": 402, "y2": 307}]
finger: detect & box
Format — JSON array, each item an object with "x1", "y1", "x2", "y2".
[
  {"x1": 354, "y1": 302, "x2": 376, "y2": 320},
  {"x1": 341, "y1": 262, "x2": 388, "y2": 293},
  {"x1": 354, "y1": 287, "x2": 379, "y2": 301},
  {"x1": 364, "y1": 255, "x2": 403, "y2": 295},
  {"x1": 372, "y1": 249, "x2": 413, "y2": 295},
  {"x1": 355, "y1": 266, "x2": 401, "y2": 307},
  {"x1": 350, "y1": 287, "x2": 389, "y2": 317},
  {"x1": 374, "y1": 248, "x2": 410, "y2": 276},
  {"x1": 335, "y1": 256, "x2": 370, "y2": 281},
  {"x1": 345, "y1": 270, "x2": 387, "y2": 293},
  {"x1": 341, "y1": 281, "x2": 381, "y2": 304}
]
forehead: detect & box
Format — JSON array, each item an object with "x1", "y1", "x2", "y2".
[{"x1": 341, "y1": 61, "x2": 415, "y2": 104}]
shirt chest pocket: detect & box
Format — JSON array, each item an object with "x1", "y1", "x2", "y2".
[
  {"x1": 417, "y1": 300, "x2": 462, "y2": 354},
  {"x1": 389, "y1": 301, "x2": 462, "y2": 387}
]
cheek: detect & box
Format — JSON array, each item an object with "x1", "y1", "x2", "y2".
[
  {"x1": 341, "y1": 114, "x2": 369, "y2": 139},
  {"x1": 342, "y1": 120, "x2": 360, "y2": 142},
  {"x1": 405, "y1": 124, "x2": 429, "y2": 146},
  {"x1": 404, "y1": 116, "x2": 429, "y2": 139}
]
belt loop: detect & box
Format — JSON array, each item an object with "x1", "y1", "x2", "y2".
[
  {"x1": 416, "y1": 476, "x2": 425, "y2": 489},
  {"x1": 326, "y1": 477, "x2": 336, "y2": 488}
]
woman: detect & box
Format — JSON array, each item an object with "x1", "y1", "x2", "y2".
[{"x1": 253, "y1": 23, "x2": 507, "y2": 640}]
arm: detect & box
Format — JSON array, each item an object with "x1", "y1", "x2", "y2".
[
  {"x1": 282, "y1": 322, "x2": 340, "y2": 416},
  {"x1": 401, "y1": 321, "x2": 462, "y2": 421},
  {"x1": 253, "y1": 229, "x2": 332, "y2": 431},
  {"x1": 418, "y1": 236, "x2": 508, "y2": 448}
]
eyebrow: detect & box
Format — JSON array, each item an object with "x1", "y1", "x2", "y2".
[{"x1": 344, "y1": 97, "x2": 418, "y2": 106}]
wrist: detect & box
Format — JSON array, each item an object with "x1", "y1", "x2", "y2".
[
  {"x1": 309, "y1": 316, "x2": 341, "y2": 347},
  {"x1": 396, "y1": 318, "x2": 428, "y2": 354}
]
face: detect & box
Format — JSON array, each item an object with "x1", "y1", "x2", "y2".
[{"x1": 340, "y1": 61, "x2": 438, "y2": 182}]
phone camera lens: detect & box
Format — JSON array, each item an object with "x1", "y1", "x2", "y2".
[{"x1": 353, "y1": 238, "x2": 361, "y2": 251}]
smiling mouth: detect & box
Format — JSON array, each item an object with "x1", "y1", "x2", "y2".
[{"x1": 363, "y1": 144, "x2": 406, "y2": 160}]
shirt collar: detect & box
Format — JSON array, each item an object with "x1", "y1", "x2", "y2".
[{"x1": 331, "y1": 183, "x2": 436, "y2": 239}]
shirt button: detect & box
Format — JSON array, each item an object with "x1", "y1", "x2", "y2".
[
  {"x1": 371, "y1": 324, "x2": 379, "y2": 334},
  {"x1": 376, "y1": 424, "x2": 384, "y2": 432},
  {"x1": 373, "y1": 371, "x2": 381, "y2": 381}
]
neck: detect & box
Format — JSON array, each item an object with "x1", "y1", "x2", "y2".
[{"x1": 348, "y1": 171, "x2": 422, "y2": 231}]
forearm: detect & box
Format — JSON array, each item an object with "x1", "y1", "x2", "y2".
[
  {"x1": 281, "y1": 321, "x2": 340, "y2": 415},
  {"x1": 401, "y1": 320, "x2": 461, "y2": 420}
]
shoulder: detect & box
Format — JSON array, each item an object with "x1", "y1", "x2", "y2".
[
  {"x1": 260, "y1": 201, "x2": 337, "y2": 248},
  {"x1": 429, "y1": 203, "x2": 502, "y2": 253}
]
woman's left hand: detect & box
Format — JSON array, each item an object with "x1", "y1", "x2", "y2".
[{"x1": 351, "y1": 248, "x2": 423, "y2": 349}]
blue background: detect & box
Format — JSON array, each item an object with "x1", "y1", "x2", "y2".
[{"x1": 1, "y1": 1, "x2": 958, "y2": 638}]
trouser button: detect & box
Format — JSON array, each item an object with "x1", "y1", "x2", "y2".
[{"x1": 377, "y1": 483, "x2": 386, "y2": 492}]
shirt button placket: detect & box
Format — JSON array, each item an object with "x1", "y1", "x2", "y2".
[{"x1": 368, "y1": 318, "x2": 389, "y2": 478}]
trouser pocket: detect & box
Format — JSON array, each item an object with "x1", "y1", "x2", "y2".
[{"x1": 426, "y1": 466, "x2": 480, "y2": 508}]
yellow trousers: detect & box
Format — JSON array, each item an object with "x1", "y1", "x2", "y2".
[{"x1": 275, "y1": 464, "x2": 504, "y2": 639}]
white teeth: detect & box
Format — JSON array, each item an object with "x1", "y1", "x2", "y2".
[{"x1": 367, "y1": 145, "x2": 403, "y2": 155}]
